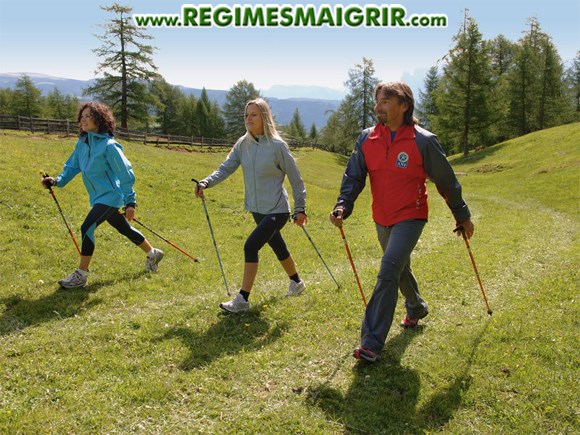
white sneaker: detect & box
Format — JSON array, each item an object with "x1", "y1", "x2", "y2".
[
  {"x1": 145, "y1": 248, "x2": 164, "y2": 272},
  {"x1": 59, "y1": 269, "x2": 88, "y2": 289},
  {"x1": 287, "y1": 279, "x2": 306, "y2": 296},
  {"x1": 219, "y1": 294, "x2": 250, "y2": 313}
]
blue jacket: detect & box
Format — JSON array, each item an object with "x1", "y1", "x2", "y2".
[{"x1": 55, "y1": 132, "x2": 137, "y2": 208}]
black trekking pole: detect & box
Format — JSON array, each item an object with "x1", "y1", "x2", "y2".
[
  {"x1": 192, "y1": 178, "x2": 230, "y2": 295},
  {"x1": 454, "y1": 226, "x2": 492, "y2": 315},
  {"x1": 299, "y1": 224, "x2": 340, "y2": 289},
  {"x1": 40, "y1": 170, "x2": 81, "y2": 255},
  {"x1": 119, "y1": 209, "x2": 199, "y2": 263}
]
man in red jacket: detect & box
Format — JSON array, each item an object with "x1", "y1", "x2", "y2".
[{"x1": 330, "y1": 81, "x2": 474, "y2": 363}]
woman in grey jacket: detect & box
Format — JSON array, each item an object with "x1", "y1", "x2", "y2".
[{"x1": 195, "y1": 98, "x2": 307, "y2": 313}]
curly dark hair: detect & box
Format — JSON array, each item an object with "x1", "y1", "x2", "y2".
[{"x1": 77, "y1": 101, "x2": 116, "y2": 135}]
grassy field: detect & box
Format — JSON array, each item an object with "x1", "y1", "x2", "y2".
[{"x1": 0, "y1": 124, "x2": 578, "y2": 434}]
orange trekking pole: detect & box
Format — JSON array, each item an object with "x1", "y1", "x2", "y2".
[
  {"x1": 119, "y1": 209, "x2": 199, "y2": 263},
  {"x1": 454, "y1": 226, "x2": 492, "y2": 315},
  {"x1": 333, "y1": 210, "x2": 367, "y2": 307}
]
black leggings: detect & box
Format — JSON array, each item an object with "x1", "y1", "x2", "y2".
[
  {"x1": 80, "y1": 204, "x2": 145, "y2": 256},
  {"x1": 244, "y1": 212, "x2": 290, "y2": 263}
]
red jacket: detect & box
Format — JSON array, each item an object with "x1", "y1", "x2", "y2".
[{"x1": 336, "y1": 123, "x2": 470, "y2": 227}]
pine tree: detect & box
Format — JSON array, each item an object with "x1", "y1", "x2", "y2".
[
  {"x1": 0, "y1": 89, "x2": 14, "y2": 115},
  {"x1": 538, "y1": 38, "x2": 564, "y2": 129},
  {"x1": 287, "y1": 108, "x2": 307, "y2": 141},
  {"x1": 319, "y1": 99, "x2": 360, "y2": 155},
  {"x1": 12, "y1": 74, "x2": 43, "y2": 118},
  {"x1": 223, "y1": 80, "x2": 260, "y2": 138},
  {"x1": 435, "y1": 13, "x2": 493, "y2": 155},
  {"x1": 84, "y1": 3, "x2": 158, "y2": 129},
  {"x1": 564, "y1": 51, "x2": 580, "y2": 120},
  {"x1": 179, "y1": 94, "x2": 198, "y2": 137},
  {"x1": 489, "y1": 34, "x2": 516, "y2": 76},
  {"x1": 344, "y1": 57, "x2": 379, "y2": 130},
  {"x1": 416, "y1": 66, "x2": 440, "y2": 131},
  {"x1": 45, "y1": 88, "x2": 78, "y2": 120},
  {"x1": 150, "y1": 78, "x2": 185, "y2": 135},
  {"x1": 207, "y1": 100, "x2": 225, "y2": 138},
  {"x1": 196, "y1": 88, "x2": 211, "y2": 138},
  {"x1": 507, "y1": 18, "x2": 566, "y2": 134},
  {"x1": 309, "y1": 123, "x2": 318, "y2": 141}
]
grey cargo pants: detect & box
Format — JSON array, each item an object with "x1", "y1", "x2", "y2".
[{"x1": 361, "y1": 219, "x2": 429, "y2": 352}]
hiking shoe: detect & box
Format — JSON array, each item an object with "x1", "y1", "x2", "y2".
[
  {"x1": 353, "y1": 346, "x2": 381, "y2": 363},
  {"x1": 400, "y1": 310, "x2": 429, "y2": 328},
  {"x1": 59, "y1": 269, "x2": 88, "y2": 289},
  {"x1": 145, "y1": 248, "x2": 164, "y2": 272},
  {"x1": 287, "y1": 279, "x2": 306, "y2": 296},
  {"x1": 220, "y1": 294, "x2": 250, "y2": 313}
]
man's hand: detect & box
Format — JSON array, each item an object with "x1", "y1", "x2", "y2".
[
  {"x1": 455, "y1": 218, "x2": 474, "y2": 239},
  {"x1": 329, "y1": 207, "x2": 345, "y2": 227}
]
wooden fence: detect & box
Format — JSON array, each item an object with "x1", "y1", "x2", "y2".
[{"x1": 0, "y1": 114, "x2": 317, "y2": 150}]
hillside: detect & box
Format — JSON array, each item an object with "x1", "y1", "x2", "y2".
[
  {"x1": 0, "y1": 124, "x2": 578, "y2": 433},
  {"x1": 0, "y1": 73, "x2": 341, "y2": 129}
]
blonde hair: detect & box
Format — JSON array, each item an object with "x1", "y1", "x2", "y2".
[{"x1": 244, "y1": 98, "x2": 282, "y2": 142}]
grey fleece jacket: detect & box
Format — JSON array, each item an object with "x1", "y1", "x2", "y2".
[{"x1": 201, "y1": 134, "x2": 306, "y2": 215}]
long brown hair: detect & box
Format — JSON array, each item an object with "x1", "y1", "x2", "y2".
[
  {"x1": 374, "y1": 81, "x2": 418, "y2": 126},
  {"x1": 77, "y1": 101, "x2": 116, "y2": 135}
]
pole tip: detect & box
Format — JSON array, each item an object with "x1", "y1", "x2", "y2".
[{"x1": 487, "y1": 310, "x2": 493, "y2": 316}]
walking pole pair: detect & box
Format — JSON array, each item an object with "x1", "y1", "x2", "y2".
[
  {"x1": 40, "y1": 170, "x2": 81, "y2": 255},
  {"x1": 333, "y1": 211, "x2": 367, "y2": 307},
  {"x1": 119, "y1": 209, "x2": 199, "y2": 263},
  {"x1": 454, "y1": 226, "x2": 493, "y2": 315},
  {"x1": 192, "y1": 179, "x2": 230, "y2": 295}
]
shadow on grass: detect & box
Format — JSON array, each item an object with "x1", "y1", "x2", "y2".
[
  {"x1": 413, "y1": 321, "x2": 489, "y2": 431},
  {"x1": 307, "y1": 327, "x2": 425, "y2": 433},
  {"x1": 333, "y1": 153, "x2": 350, "y2": 166},
  {"x1": 158, "y1": 296, "x2": 289, "y2": 371},
  {"x1": 0, "y1": 271, "x2": 147, "y2": 336},
  {"x1": 308, "y1": 321, "x2": 489, "y2": 433},
  {"x1": 448, "y1": 142, "x2": 507, "y2": 166}
]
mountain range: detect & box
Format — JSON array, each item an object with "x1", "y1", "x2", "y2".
[{"x1": 0, "y1": 73, "x2": 342, "y2": 129}]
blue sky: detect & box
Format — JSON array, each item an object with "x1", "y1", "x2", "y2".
[{"x1": 0, "y1": 0, "x2": 578, "y2": 97}]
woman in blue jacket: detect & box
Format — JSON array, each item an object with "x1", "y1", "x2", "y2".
[
  {"x1": 195, "y1": 98, "x2": 307, "y2": 313},
  {"x1": 41, "y1": 101, "x2": 163, "y2": 288}
]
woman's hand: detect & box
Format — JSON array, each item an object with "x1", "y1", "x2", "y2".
[
  {"x1": 293, "y1": 212, "x2": 308, "y2": 226},
  {"x1": 125, "y1": 206, "x2": 135, "y2": 221},
  {"x1": 195, "y1": 183, "x2": 206, "y2": 198},
  {"x1": 41, "y1": 176, "x2": 56, "y2": 189}
]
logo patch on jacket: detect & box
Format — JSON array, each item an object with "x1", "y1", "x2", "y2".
[{"x1": 396, "y1": 152, "x2": 409, "y2": 168}]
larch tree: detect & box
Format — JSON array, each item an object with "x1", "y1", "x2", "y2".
[
  {"x1": 13, "y1": 74, "x2": 43, "y2": 118},
  {"x1": 84, "y1": 2, "x2": 159, "y2": 129},
  {"x1": 435, "y1": 13, "x2": 493, "y2": 155},
  {"x1": 344, "y1": 57, "x2": 379, "y2": 130}
]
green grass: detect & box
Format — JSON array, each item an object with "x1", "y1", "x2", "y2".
[{"x1": 0, "y1": 124, "x2": 578, "y2": 434}]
